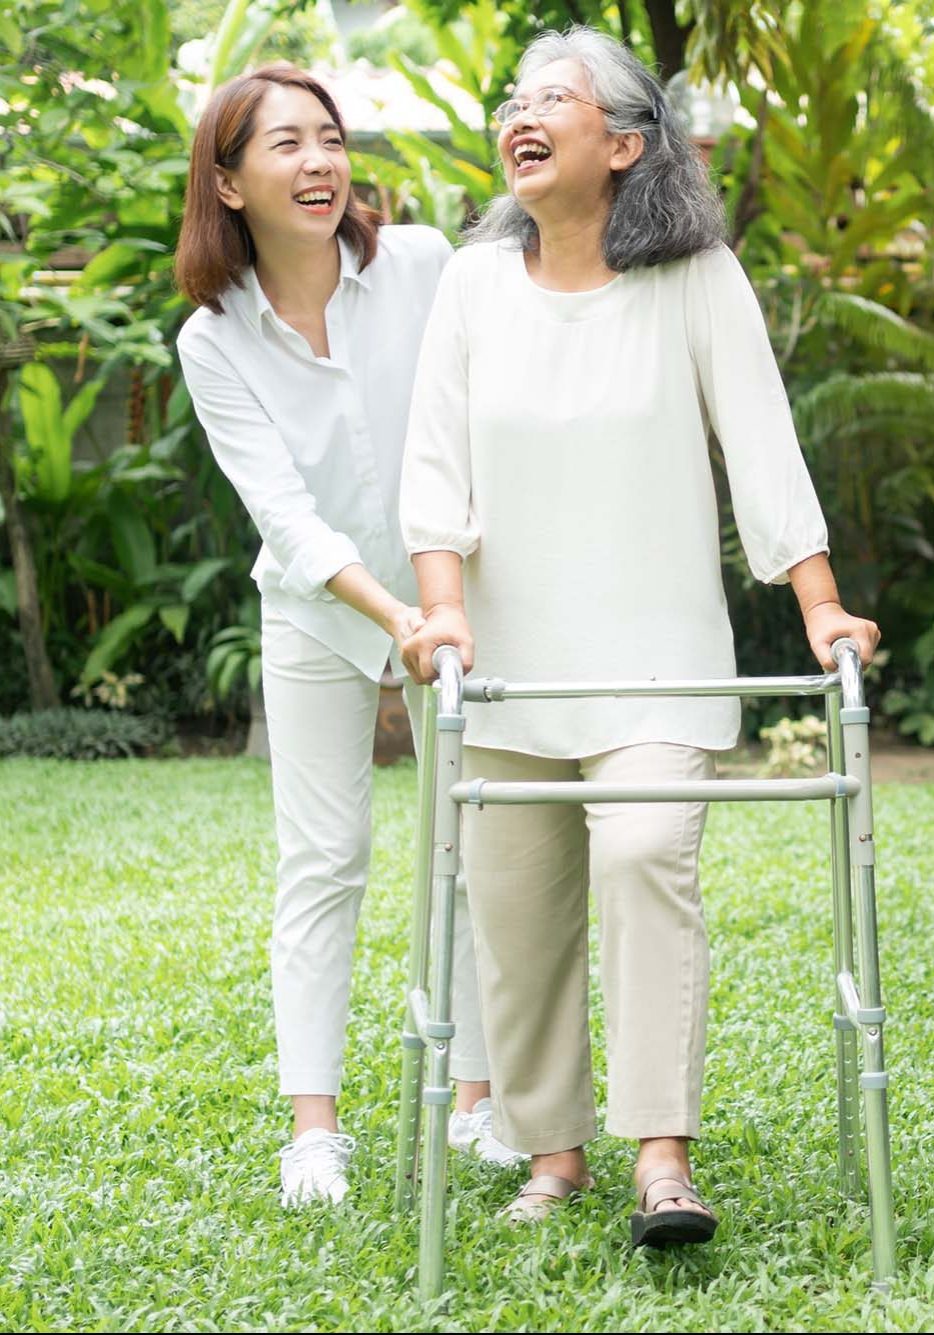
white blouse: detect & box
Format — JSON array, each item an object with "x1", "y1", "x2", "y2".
[
  {"x1": 400, "y1": 240, "x2": 829, "y2": 757},
  {"x1": 177, "y1": 224, "x2": 451, "y2": 682}
]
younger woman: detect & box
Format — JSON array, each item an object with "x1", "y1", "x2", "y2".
[{"x1": 175, "y1": 64, "x2": 512, "y2": 1207}]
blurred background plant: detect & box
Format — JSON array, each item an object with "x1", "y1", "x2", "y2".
[
  {"x1": 1, "y1": 0, "x2": 932, "y2": 752},
  {"x1": 759, "y1": 714, "x2": 827, "y2": 777}
]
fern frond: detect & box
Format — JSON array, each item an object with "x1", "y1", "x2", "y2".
[
  {"x1": 794, "y1": 372, "x2": 934, "y2": 443},
  {"x1": 818, "y1": 293, "x2": 934, "y2": 369}
]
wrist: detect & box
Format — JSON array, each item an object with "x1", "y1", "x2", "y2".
[
  {"x1": 803, "y1": 598, "x2": 843, "y2": 619},
  {"x1": 424, "y1": 599, "x2": 466, "y2": 617},
  {"x1": 378, "y1": 599, "x2": 406, "y2": 636}
]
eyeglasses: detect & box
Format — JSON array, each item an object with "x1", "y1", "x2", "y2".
[{"x1": 492, "y1": 87, "x2": 612, "y2": 127}]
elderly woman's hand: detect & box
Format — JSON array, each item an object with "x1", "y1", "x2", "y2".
[
  {"x1": 402, "y1": 604, "x2": 475, "y2": 684},
  {"x1": 804, "y1": 601, "x2": 881, "y2": 670}
]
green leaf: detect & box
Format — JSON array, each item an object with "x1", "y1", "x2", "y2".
[
  {"x1": 67, "y1": 554, "x2": 135, "y2": 601},
  {"x1": 915, "y1": 626, "x2": 934, "y2": 675},
  {"x1": 0, "y1": 13, "x2": 23, "y2": 56},
  {"x1": 181, "y1": 557, "x2": 231, "y2": 604},
  {"x1": 390, "y1": 53, "x2": 490, "y2": 163},
  {"x1": 818, "y1": 294, "x2": 934, "y2": 370},
  {"x1": 158, "y1": 603, "x2": 190, "y2": 643},
  {"x1": 61, "y1": 378, "x2": 105, "y2": 440},
  {"x1": 386, "y1": 131, "x2": 493, "y2": 201},
  {"x1": 164, "y1": 381, "x2": 192, "y2": 431},
  {"x1": 75, "y1": 241, "x2": 166, "y2": 294},
  {"x1": 80, "y1": 604, "x2": 155, "y2": 685},
  {"x1": 107, "y1": 492, "x2": 157, "y2": 585},
  {"x1": 18, "y1": 362, "x2": 69, "y2": 503},
  {"x1": 0, "y1": 568, "x2": 16, "y2": 617},
  {"x1": 216, "y1": 648, "x2": 248, "y2": 698}
]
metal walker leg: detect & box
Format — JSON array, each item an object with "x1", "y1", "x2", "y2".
[
  {"x1": 394, "y1": 687, "x2": 438, "y2": 1213},
  {"x1": 834, "y1": 645, "x2": 896, "y2": 1290},
  {"x1": 827, "y1": 691, "x2": 862, "y2": 1198},
  {"x1": 417, "y1": 649, "x2": 465, "y2": 1297}
]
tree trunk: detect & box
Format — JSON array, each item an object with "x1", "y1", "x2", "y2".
[
  {"x1": 617, "y1": 1, "x2": 633, "y2": 44},
  {"x1": 644, "y1": 0, "x2": 693, "y2": 80},
  {"x1": 731, "y1": 91, "x2": 770, "y2": 249},
  {"x1": 0, "y1": 389, "x2": 60, "y2": 710}
]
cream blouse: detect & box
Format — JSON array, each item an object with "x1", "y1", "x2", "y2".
[{"x1": 400, "y1": 240, "x2": 829, "y2": 758}]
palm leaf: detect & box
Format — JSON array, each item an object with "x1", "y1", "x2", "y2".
[
  {"x1": 818, "y1": 294, "x2": 934, "y2": 370},
  {"x1": 794, "y1": 372, "x2": 934, "y2": 443}
]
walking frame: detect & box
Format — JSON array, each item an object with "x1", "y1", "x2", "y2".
[{"x1": 393, "y1": 639, "x2": 895, "y2": 1299}]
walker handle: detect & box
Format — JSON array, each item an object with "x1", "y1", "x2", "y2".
[
  {"x1": 830, "y1": 637, "x2": 860, "y2": 667},
  {"x1": 432, "y1": 645, "x2": 464, "y2": 715}
]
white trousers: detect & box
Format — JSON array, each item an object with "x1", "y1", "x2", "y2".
[{"x1": 261, "y1": 603, "x2": 489, "y2": 1095}]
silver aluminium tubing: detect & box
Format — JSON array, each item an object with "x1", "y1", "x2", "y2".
[
  {"x1": 833, "y1": 639, "x2": 896, "y2": 1289},
  {"x1": 826, "y1": 686, "x2": 861, "y2": 1198},
  {"x1": 418, "y1": 647, "x2": 465, "y2": 1299},
  {"x1": 450, "y1": 775, "x2": 859, "y2": 807},
  {"x1": 463, "y1": 673, "x2": 839, "y2": 702},
  {"x1": 394, "y1": 686, "x2": 438, "y2": 1213}
]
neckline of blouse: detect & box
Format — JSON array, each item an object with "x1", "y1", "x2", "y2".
[{"x1": 509, "y1": 246, "x2": 626, "y2": 321}]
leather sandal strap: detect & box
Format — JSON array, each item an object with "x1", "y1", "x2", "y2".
[
  {"x1": 518, "y1": 1174, "x2": 582, "y2": 1201},
  {"x1": 640, "y1": 1175, "x2": 702, "y2": 1213}
]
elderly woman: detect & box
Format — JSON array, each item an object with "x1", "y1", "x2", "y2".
[{"x1": 400, "y1": 27, "x2": 879, "y2": 1241}]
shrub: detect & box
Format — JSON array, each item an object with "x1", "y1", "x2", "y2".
[
  {"x1": 0, "y1": 709, "x2": 170, "y2": 760},
  {"x1": 759, "y1": 714, "x2": 828, "y2": 777}
]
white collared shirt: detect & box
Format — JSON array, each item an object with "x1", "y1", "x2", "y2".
[
  {"x1": 177, "y1": 224, "x2": 451, "y2": 681},
  {"x1": 400, "y1": 241, "x2": 829, "y2": 757}
]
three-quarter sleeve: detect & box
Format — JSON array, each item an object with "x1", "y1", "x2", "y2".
[
  {"x1": 399, "y1": 255, "x2": 480, "y2": 558},
  {"x1": 178, "y1": 330, "x2": 361, "y2": 599},
  {"x1": 686, "y1": 245, "x2": 828, "y2": 585}
]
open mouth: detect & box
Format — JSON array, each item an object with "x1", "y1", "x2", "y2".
[
  {"x1": 294, "y1": 188, "x2": 336, "y2": 213},
  {"x1": 512, "y1": 140, "x2": 552, "y2": 173}
]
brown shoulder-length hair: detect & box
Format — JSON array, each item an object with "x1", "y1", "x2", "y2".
[{"x1": 175, "y1": 64, "x2": 382, "y2": 314}]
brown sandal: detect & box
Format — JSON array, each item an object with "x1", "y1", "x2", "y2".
[
  {"x1": 499, "y1": 1173, "x2": 595, "y2": 1223},
  {"x1": 630, "y1": 1174, "x2": 718, "y2": 1249}
]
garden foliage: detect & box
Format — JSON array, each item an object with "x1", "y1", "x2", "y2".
[{"x1": 0, "y1": 0, "x2": 932, "y2": 739}]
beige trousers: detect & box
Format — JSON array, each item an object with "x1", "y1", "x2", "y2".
[{"x1": 461, "y1": 742, "x2": 714, "y2": 1154}]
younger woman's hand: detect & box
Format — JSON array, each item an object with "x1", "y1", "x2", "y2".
[
  {"x1": 804, "y1": 601, "x2": 881, "y2": 670},
  {"x1": 402, "y1": 604, "x2": 474, "y2": 684},
  {"x1": 388, "y1": 604, "x2": 426, "y2": 651}
]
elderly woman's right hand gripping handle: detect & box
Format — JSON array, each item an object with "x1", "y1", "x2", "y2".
[{"x1": 402, "y1": 550, "x2": 475, "y2": 684}]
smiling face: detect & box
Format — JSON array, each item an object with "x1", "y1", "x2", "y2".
[
  {"x1": 215, "y1": 83, "x2": 352, "y2": 254},
  {"x1": 498, "y1": 57, "x2": 641, "y2": 223}
]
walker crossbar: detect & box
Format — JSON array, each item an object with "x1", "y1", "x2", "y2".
[
  {"x1": 452, "y1": 775, "x2": 859, "y2": 806},
  {"x1": 396, "y1": 638, "x2": 895, "y2": 1299},
  {"x1": 463, "y1": 673, "x2": 840, "y2": 702}
]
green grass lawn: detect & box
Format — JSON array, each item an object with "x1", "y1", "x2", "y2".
[{"x1": 1, "y1": 757, "x2": 933, "y2": 1332}]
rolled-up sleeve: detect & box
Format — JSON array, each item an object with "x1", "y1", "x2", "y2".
[
  {"x1": 399, "y1": 255, "x2": 479, "y2": 559},
  {"x1": 687, "y1": 245, "x2": 829, "y2": 585},
  {"x1": 178, "y1": 330, "x2": 361, "y2": 599}
]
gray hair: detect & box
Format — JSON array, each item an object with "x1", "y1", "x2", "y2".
[{"x1": 467, "y1": 26, "x2": 725, "y2": 269}]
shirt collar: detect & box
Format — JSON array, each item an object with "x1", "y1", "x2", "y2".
[{"x1": 237, "y1": 233, "x2": 373, "y2": 332}]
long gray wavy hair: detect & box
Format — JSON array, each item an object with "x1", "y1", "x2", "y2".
[{"x1": 468, "y1": 26, "x2": 725, "y2": 268}]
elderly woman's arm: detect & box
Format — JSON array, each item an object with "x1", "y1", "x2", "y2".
[
  {"x1": 687, "y1": 246, "x2": 879, "y2": 667},
  {"x1": 788, "y1": 552, "x2": 880, "y2": 669},
  {"x1": 403, "y1": 552, "x2": 474, "y2": 682}
]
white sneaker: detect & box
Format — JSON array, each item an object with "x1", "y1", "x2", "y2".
[
  {"x1": 279, "y1": 1128, "x2": 355, "y2": 1206},
  {"x1": 448, "y1": 1098, "x2": 530, "y2": 1167}
]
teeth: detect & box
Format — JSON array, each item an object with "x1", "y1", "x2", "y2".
[
  {"x1": 514, "y1": 142, "x2": 550, "y2": 165},
  {"x1": 296, "y1": 190, "x2": 333, "y2": 204}
]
